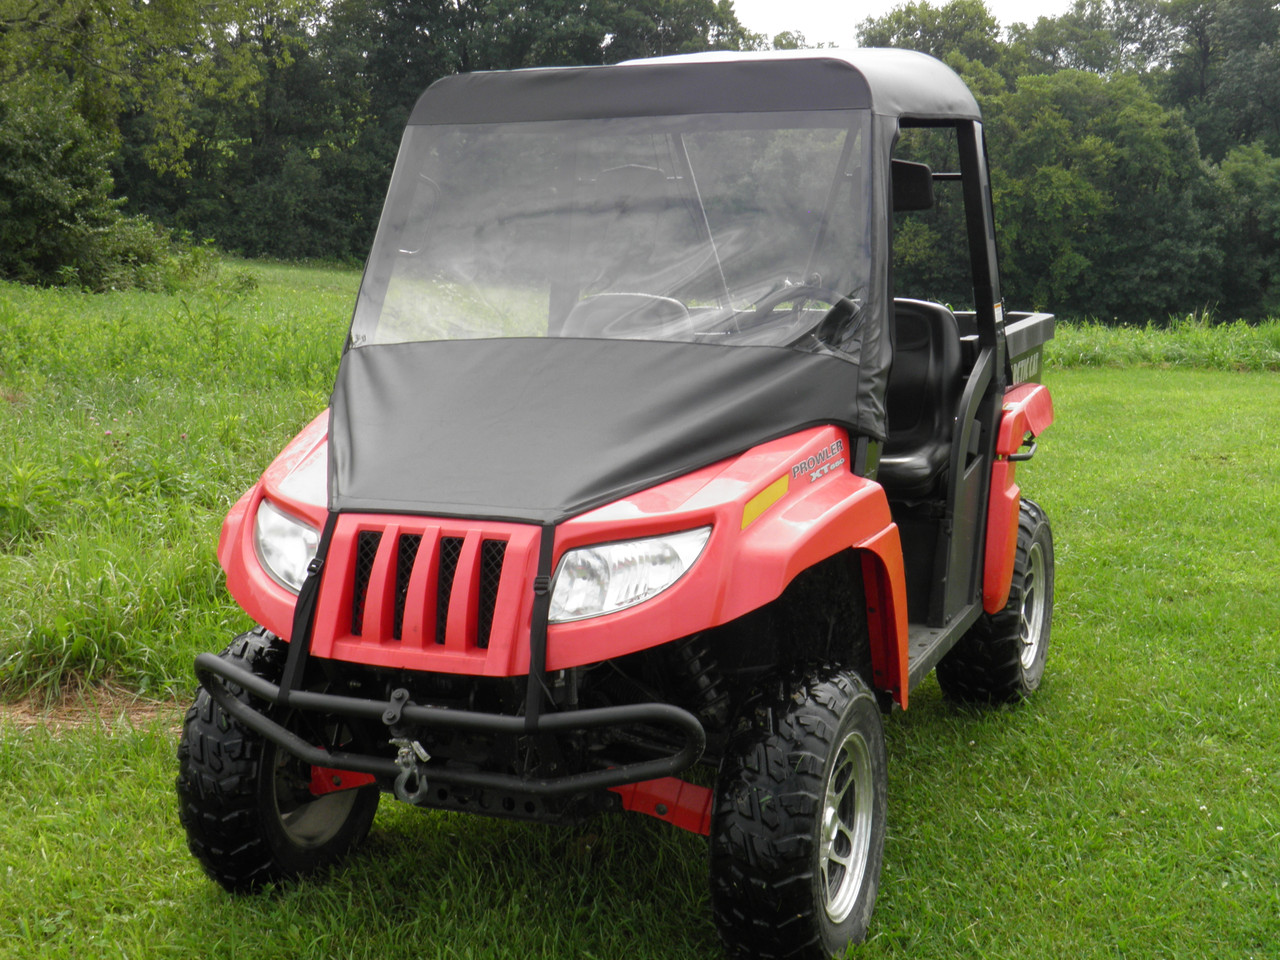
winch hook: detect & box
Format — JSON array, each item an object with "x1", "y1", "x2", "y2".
[{"x1": 390, "y1": 737, "x2": 432, "y2": 804}]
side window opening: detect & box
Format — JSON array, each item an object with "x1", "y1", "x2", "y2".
[{"x1": 891, "y1": 125, "x2": 973, "y2": 313}]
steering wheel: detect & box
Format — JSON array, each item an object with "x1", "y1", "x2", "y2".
[{"x1": 750, "y1": 283, "x2": 861, "y2": 347}]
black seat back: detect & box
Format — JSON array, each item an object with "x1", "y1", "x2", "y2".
[{"x1": 879, "y1": 299, "x2": 963, "y2": 498}]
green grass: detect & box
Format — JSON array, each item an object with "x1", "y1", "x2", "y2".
[
  {"x1": 0, "y1": 261, "x2": 359, "y2": 696},
  {"x1": 873, "y1": 368, "x2": 1280, "y2": 958},
  {"x1": 1047, "y1": 313, "x2": 1280, "y2": 371},
  {"x1": 1, "y1": 266, "x2": 1278, "y2": 957}
]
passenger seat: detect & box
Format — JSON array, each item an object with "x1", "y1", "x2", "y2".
[{"x1": 878, "y1": 299, "x2": 963, "y2": 499}]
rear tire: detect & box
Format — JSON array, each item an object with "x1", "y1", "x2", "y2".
[
  {"x1": 937, "y1": 499, "x2": 1054, "y2": 703},
  {"x1": 710, "y1": 668, "x2": 887, "y2": 959},
  {"x1": 176, "y1": 628, "x2": 380, "y2": 892}
]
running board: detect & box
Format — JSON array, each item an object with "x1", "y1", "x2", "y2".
[{"x1": 906, "y1": 604, "x2": 984, "y2": 692}]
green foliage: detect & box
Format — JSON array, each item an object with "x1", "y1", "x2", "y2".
[
  {"x1": 771, "y1": 30, "x2": 809, "y2": 49},
  {"x1": 0, "y1": 76, "x2": 131, "y2": 288},
  {"x1": 857, "y1": 0, "x2": 1009, "y2": 72},
  {"x1": 4, "y1": 0, "x2": 1280, "y2": 323},
  {"x1": 1165, "y1": 0, "x2": 1280, "y2": 159},
  {"x1": 1215, "y1": 142, "x2": 1280, "y2": 316},
  {"x1": 0, "y1": 0, "x2": 280, "y2": 174},
  {"x1": 107, "y1": 0, "x2": 762, "y2": 262},
  {"x1": 1009, "y1": 0, "x2": 1172, "y2": 74},
  {"x1": 0, "y1": 0, "x2": 308, "y2": 280},
  {"x1": 0, "y1": 75, "x2": 196, "y2": 292},
  {"x1": 1046, "y1": 314, "x2": 1280, "y2": 369},
  {"x1": 862, "y1": 0, "x2": 1280, "y2": 321},
  {"x1": 990, "y1": 70, "x2": 1222, "y2": 318}
]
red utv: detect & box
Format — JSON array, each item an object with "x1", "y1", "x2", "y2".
[{"x1": 177, "y1": 48, "x2": 1055, "y2": 959}]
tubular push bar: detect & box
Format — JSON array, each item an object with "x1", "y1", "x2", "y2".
[{"x1": 195, "y1": 652, "x2": 707, "y2": 799}]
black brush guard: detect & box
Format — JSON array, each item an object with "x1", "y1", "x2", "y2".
[
  {"x1": 196, "y1": 516, "x2": 706, "y2": 800},
  {"x1": 195, "y1": 652, "x2": 706, "y2": 799}
]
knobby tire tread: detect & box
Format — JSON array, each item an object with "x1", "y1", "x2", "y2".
[
  {"x1": 176, "y1": 628, "x2": 284, "y2": 890},
  {"x1": 175, "y1": 627, "x2": 376, "y2": 892},
  {"x1": 936, "y1": 499, "x2": 1053, "y2": 703},
  {"x1": 710, "y1": 668, "x2": 885, "y2": 960}
]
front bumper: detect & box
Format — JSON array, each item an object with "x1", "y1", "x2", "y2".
[{"x1": 195, "y1": 652, "x2": 707, "y2": 800}]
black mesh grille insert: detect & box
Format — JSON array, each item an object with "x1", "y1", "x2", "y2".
[
  {"x1": 476, "y1": 539, "x2": 507, "y2": 648},
  {"x1": 392, "y1": 534, "x2": 422, "y2": 640},
  {"x1": 351, "y1": 530, "x2": 383, "y2": 635},
  {"x1": 435, "y1": 536, "x2": 465, "y2": 644}
]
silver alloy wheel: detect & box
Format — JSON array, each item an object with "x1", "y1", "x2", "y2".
[
  {"x1": 1018, "y1": 539, "x2": 1048, "y2": 670},
  {"x1": 271, "y1": 745, "x2": 360, "y2": 849},
  {"x1": 820, "y1": 728, "x2": 875, "y2": 923}
]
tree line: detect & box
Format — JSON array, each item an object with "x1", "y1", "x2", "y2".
[{"x1": 1, "y1": 0, "x2": 1277, "y2": 321}]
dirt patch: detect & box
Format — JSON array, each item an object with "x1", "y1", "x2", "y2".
[{"x1": 0, "y1": 685, "x2": 185, "y2": 735}]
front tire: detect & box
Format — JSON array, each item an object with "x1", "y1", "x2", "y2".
[
  {"x1": 176, "y1": 628, "x2": 380, "y2": 892},
  {"x1": 710, "y1": 668, "x2": 887, "y2": 959},
  {"x1": 937, "y1": 499, "x2": 1054, "y2": 703}
]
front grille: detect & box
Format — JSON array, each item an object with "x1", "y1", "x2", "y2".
[
  {"x1": 334, "y1": 521, "x2": 531, "y2": 660},
  {"x1": 435, "y1": 537, "x2": 465, "y2": 645},
  {"x1": 477, "y1": 539, "x2": 508, "y2": 648},
  {"x1": 393, "y1": 534, "x2": 422, "y2": 640},
  {"x1": 351, "y1": 531, "x2": 383, "y2": 635}
]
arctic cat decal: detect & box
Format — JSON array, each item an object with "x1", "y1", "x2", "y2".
[
  {"x1": 790, "y1": 439, "x2": 845, "y2": 482},
  {"x1": 1011, "y1": 351, "x2": 1041, "y2": 384}
]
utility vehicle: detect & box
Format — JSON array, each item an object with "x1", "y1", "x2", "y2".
[{"x1": 177, "y1": 49, "x2": 1055, "y2": 958}]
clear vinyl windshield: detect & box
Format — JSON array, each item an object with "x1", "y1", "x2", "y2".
[{"x1": 350, "y1": 110, "x2": 877, "y2": 356}]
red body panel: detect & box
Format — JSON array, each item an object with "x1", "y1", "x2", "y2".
[
  {"x1": 309, "y1": 766, "x2": 377, "y2": 796},
  {"x1": 311, "y1": 516, "x2": 543, "y2": 675},
  {"x1": 983, "y1": 384, "x2": 1054, "y2": 613},
  {"x1": 609, "y1": 778, "x2": 713, "y2": 835},
  {"x1": 220, "y1": 421, "x2": 911, "y2": 704},
  {"x1": 994, "y1": 383, "x2": 1054, "y2": 455}
]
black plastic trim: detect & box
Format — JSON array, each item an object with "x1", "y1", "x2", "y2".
[
  {"x1": 1008, "y1": 441, "x2": 1037, "y2": 462},
  {"x1": 1004, "y1": 312, "x2": 1055, "y2": 361}
]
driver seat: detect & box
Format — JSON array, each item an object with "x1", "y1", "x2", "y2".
[{"x1": 878, "y1": 299, "x2": 963, "y2": 499}]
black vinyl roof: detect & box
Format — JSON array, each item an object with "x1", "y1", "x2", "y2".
[{"x1": 408, "y1": 48, "x2": 982, "y2": 126}]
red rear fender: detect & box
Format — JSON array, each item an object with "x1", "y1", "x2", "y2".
[{"x1": 984, "y1": 384, "x2": 1054, "y2": 613}]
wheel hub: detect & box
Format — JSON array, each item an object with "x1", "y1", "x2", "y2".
[
  {"x1": 820, "y1": 729, "x2": 874, "y2": 924},
  {"x1": 270, "y1": 725, "x2": 364, "y2": 849},
  {"x1": 1018, "y1": 540, "x2": 1048, "y2": 670}
]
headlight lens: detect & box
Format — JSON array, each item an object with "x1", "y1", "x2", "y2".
[
  {"x1": 254, "y1": 499, "x2": 320, "y2": 593},
  {"x1": 549, "y1": 526, "x2": 711, "y2": 623}
]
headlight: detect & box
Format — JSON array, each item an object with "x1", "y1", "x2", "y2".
[
  {"x1": 549, "y1": 527, "x2": 711, "y2": 623},
  {"x1": 254, "y1": 499, "x2": 320, "y2": 593}
]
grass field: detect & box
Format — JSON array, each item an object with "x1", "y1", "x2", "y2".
[{"x1": 1, "y1": 264, "x2": 1278, "y2": 958}]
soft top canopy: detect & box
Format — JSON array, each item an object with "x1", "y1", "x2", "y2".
[
  {"x1": 407, "y1": 48, "x2": 981, "y2": 127},
  {"x1": 330, "y1": 50, "x2": 980, "y2": 523}
]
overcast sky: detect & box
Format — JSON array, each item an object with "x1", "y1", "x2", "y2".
[{"x1": 730, "y1": 0, "x2": 1078, "y2": 47}]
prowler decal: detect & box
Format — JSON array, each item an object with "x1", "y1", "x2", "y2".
[{"x1": 791, "y1": 439, "x2": 845, "y2": 483}]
